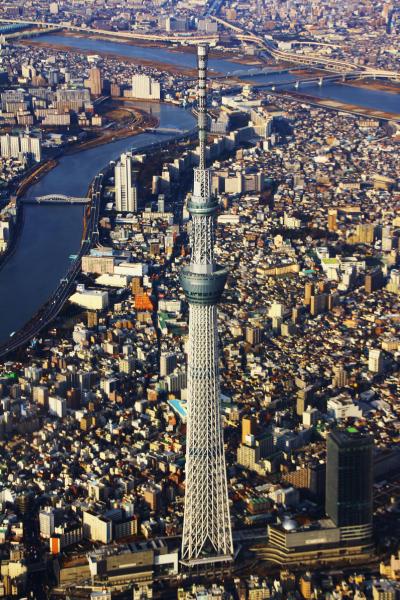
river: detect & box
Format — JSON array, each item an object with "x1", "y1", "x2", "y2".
[
  {"x1": 0, "y1": 102, "x2": 195, "y2": 343},
  {"x1": 35, "y1": 34, "x2": 400, "y2": 114},
  {"x1": 38, "y1": 34, "x2": 244, "y2": 74}
]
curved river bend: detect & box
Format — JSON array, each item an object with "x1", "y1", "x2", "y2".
[{"x1": 0, "y1": 102, "x2": 195, "y2": 342}]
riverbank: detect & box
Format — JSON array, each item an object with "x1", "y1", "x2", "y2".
[
  {"x1": 41, "y1": 30, "x2": 262, "y2": 65},
  {"x1": 344, "y1": 79, "x2": 400, "y2": 95},
  {"x1": 21, "y1": 33, "x2": 263, "y2": 77},
  {"x1": 22, "y1": 38, "x2": 200, "y2": 77},
  {"x1": 0, "y1": 158, "x2": 58, "y2": 271},
  {"x1": 281, "y1": 90, "x2": 400, "y2": 122},
  {"x1": 64, "y1": 105, "x2": 159, "y2": 154}
]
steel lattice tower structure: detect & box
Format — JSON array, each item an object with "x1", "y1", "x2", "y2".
[{"x1": 180, "y1": 44, "x2": 233, "y2": 568}]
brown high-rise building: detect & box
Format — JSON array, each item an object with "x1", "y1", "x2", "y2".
[
  {"x1": 245, "y1": 325, "x2": 263, "y2": 346},
  {"x1": 144, "y1": 487, "x2": 160, "y2": 512},
  {"x1": 87, "y1": 310, "x2": 99, "y2": 328},
  {"x1": 87, "y1": 67, "x2": 102, "y2": 96},
  {"x1": 241, "y1": 415, "x2": 257, "y2": 444},
  {"x1": 33, "y1": 385, "x2": 48, "y2": 407},
  {"x1": 110, "y1": 82, "x2": 121, "y2": 97},
  {"x1": 356, "y1": 223, "x2": 375, "y2": 244},
  {"x1": 304, "y1": 282, "x2": 313, "y2": 306},
  {"x1": 365, "y1": 268, "x2": 383, "y2": 293},
  {"x1": 328, "y1": 209, "x2": 338, "y2": 232},
  {"x1": 310, "y1": 293, "x2": 327, "y2": 316},
  {"x1": 131, "y1": 277, "x2": 143, "y2": 297}
]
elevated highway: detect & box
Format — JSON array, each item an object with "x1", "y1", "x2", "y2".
[
  {"x1": 211, "y1": 15, "x2": 400, "y2": 82},
  {"x1": 0, "y1": 18, "x2": 219, "y2": 44}
]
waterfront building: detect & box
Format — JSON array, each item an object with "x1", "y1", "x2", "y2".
[
  {"x1": 0, "y1": 133, "x2": 41, "y2": 162},
  {"x1": 131, "y1": 74, "x2": 161, "y2": 100},
  {"x1": 180, "y1": 44, "x2": 233, "y2": 567},
  {"x1": 115, "y1": 152, "x2": 138, "y2": 213}
]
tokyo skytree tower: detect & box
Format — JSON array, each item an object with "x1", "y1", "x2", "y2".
[{"x1": 180, "y1": 44, "x2": 233, "y2": 567}]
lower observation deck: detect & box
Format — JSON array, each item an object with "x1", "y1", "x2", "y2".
[
  {"x1": 180, "y1": 265, "x2": 227, "y2": 305},
  {"x1": 188, "y1": 196, "x2": 218, "y2": 216}
]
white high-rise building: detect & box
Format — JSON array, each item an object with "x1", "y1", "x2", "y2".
[
  {"x1": 0, "y1": 134, "x2": 10, "y2": 158},
  {"x1": 0, "y1": 133, "x2": 41, "y2": 162},
  {"x1": 10, "y1": 135, "x2": 20, "y2": 158},
  {"x1": 131, "y1": 74, "x2": 161, "y2": 100},
  {"x1": 368, "y1": 348, "x2": 384, "y2": 374},
  {"x1": 115, "y1": 153, "x2": 138, "y2": 213},
  {"x1": 39, "y1": 507, "x2": 55, "y2": 538}
]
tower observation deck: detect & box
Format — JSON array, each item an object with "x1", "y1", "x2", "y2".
[{"x1": 180, "y1": 44, "x2": 233, "y2": 568}]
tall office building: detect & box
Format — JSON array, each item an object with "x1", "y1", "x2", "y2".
[
  {"x1": 332, "y1": 364, "x2": 348, "y2": 388},
  {"x1": 242, "y1": 415, "x2": 257, "y2": 444},
  {"x1": 180, "y1": 45, "x2": 233, "y2": 567},
  {"x1": 160, "y1": 352, "x2": 177, "y2": 377},
  {"x1": 368, "y1": 348, "x2": 384, "y2": 373},
  {"x1": 382, "y1": 226, "x2": 393, "y2": 252},
  {"x1": 356, "y1": 223, "x2": 375, "y2": 244},
  {"x1": 114, "y1": 153, "x2": 138, "y2": 213},
  {"x1": 87, "y1": 66, "x2": 103, "y2": 96},
  {"x1": 327, "y1": 209, "x2": 338, "y2": 232},
  {"x1": 365, "y1": 268, "x2": 383, "y2": 294},
  {"x1": 131, "y1": 74, "x2": 161, "y2": 100},
  {"x1": 304, "y1": 282, "x2": 313, "y2": 306},
  {"x1": 326, "y1": 428, "x2": 373, "y2": 528}
]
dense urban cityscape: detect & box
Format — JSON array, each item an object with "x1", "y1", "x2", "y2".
[{"x1": 0, "y1": 0, "x2": 399, "y2": 599}]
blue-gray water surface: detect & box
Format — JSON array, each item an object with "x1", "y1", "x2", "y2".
[
  {"x1": 0, "y1": 102, "x2": 195, "y2": 342},
  {"x1": 40, "y1": 34, "x2": 244, "y2": 74}
]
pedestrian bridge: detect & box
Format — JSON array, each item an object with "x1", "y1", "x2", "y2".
[{"x1": 28, "y1": 194, "x2": 90, "y2": 204}]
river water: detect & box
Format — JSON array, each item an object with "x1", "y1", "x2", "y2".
[
  {"x1": 37, "y1": 34, "x2": 400, "y2": 114},
  {"x1": 0, "y1": 102, "x2": 195, "y2": 342},
  {"x1": 39, "y1": 34, "x2": 243, "y2": 74}
]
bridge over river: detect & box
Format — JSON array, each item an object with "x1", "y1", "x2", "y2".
[{"x1": 24, "y1": 194, "x2": 90, "y2": 204}]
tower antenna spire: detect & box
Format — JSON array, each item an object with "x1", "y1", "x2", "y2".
[{"x1": 197, "y1": 43, "x2": 208, "y2": 170}]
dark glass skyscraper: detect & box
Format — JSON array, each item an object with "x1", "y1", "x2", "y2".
[{"x1": 326, "y1": 428, "x2": 373, "y2": 527}]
